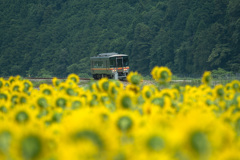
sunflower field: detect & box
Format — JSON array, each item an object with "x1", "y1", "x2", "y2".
[{"x1": 0, "y1": 67, "x2": 240, "y2": 160}]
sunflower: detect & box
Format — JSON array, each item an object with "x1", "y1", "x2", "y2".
[
  {"x1": 57, "y1": 108, "x2": 115, "y2": 160},
  {"x1": 127, "y1": 72, "x2": 142, "y2": 86},
  {"x1": 64, "y1": 78, "x2": 79, "y2": 89},
  {"x1": 35, "y1": 95, "x2": 49, "y2": 109},
  {"x1": 116, "y1": 90, "x2": 136, "y2": 110},
  {"x1": 39, "y1": 84, "x2": 54, "y2": 96},
  {"x1": 0, "y1": 78, "x2": 6, "y2": 90},
  {"x1": 125, "y1": 84, "x2": 140, "y2": 94},
  {"x1": 0, "y1": 120, "x2": 18, "y2": 160},
  {"x1": 0, "y1": 90, "x2": 9, "y2": 102},
  {"x1": 202, "y1": 71, "x2": 212, "y2": 86},
  {"x1": 231, "y1": 80, "x2": 240, "y2": 92},
  {"x1": 10, "y1": 81, "x2": 24, "y2": 93},
  {"x1": 22, "y1": 79, "x2": 33, "y2": 93},
  {"x1": 110, "y1": 110, "x2": 142, "y2": 140},
  {"x1": 150, "y1": 91, "x2": 171, "y2": 109},
  {"x1": 97, "y1": 78, "x2": 109, "y2": 93},
  {"x1": 108, "y1": 81, "x2": 118, "y2": 98},
  {"x1": 132, "y1": 121, "x2": 173, "y2": 160},
  {"x1": 214, "y1": 84, "x2": 225, "y2": 99},
  {"x1": 0, "y1": 99, "x2": 11, "y2": 120},
  {"x1": 17, "y1": 92, "x2": 29, "y2": 105},
  {"x1": 67, "y1": 73, "x2": 80, "y2": 84},
  {"x1": 70, "y1": 97, "x2": 86, "y2": 109},
  {"x1": 12, "y1": 125, "x2": 55, "y2": 160},
  {"x1": 141, "y1": 85, "x2": 156, "y2": 101},
  {"x1": 107, "y1": 80, "x2": 124, "y2": 98},
  {"x1": 8, "y1": 75, "x2": 21, "y2": 84},
  {"x1": 54, "y1": 93, "x2": 70, "y2": 109},
  {"x1": 151, "y1": 66, "x2": 172, "y2": 84},
  {"x1": 52, "y1": 77, "x2": 61, "y2": 87}
]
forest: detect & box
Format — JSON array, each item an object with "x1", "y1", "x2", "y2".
[{"x1": 0, "y1": 0, "x2": 240, "y2": 77}]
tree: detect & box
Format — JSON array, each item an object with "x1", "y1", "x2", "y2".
[{"x1": 131, "y1": 23, "x2": 153, "y2": 75}]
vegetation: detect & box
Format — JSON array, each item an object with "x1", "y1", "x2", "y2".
[
  {"x1": 1, "y1": 68, "x2": 240, "y2": 159},
  {"x1": 1, "y1": 0, "x2": 240, "y2": 77}
]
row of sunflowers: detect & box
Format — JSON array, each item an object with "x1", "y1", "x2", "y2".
[{"x1": 0, "y1": 67, "x2": 240, "y2": 160}]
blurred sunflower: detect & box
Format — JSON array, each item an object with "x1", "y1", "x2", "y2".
[
  {"x1": 97, "y1": 78, "x2": 109, "y2": 93},
  {"x1": 125, "y1": 84, "x2": 140, "y2": 94},
  {"x1": 10, "y1": 81, "x2": 24, "y2": 93},
  {"x1": 54, "y1": 94, "x2": 70, "y2": 109},
  {"x1": 0, "y1": 78, "x2": 6, "y2": 90},
  {"x1": 58, "y1": 108, "x2": 115, "y2": 160},
  {"x1": 151, "y1": 66, "x2": 172, "y2": 84},
  {"x1": 202, "y1": 71, "x2": 212, "y2": 86},
  {"x1": 14, "y1": 130, "x2": 55, "y2": 160},
  {"x1": 52, "y1": 77, "x2": 61, "y2": 87},
  {"x1": 141, "y1": 85, "x2": 156, "y2": 101},
  {"x1": 116, "y1": 90, "x2": 136, "y2": 110},
  {"x1": 8, "y1": 104, "x2": 38, "y2": 125},
  {"x1": 0, "y1": 121, "x2": 18, "y2": 160},
  {"x1": 214, "y1": 84, "x2": 225, "y2": 99},
  {"x1": 39, "y1": 84, "x2": 54, "y2": 96},
  {"x1": 22, "y1": 80, "x2": 33, "y2": 93},
  {"x1": 133, "y1": 122, "x2": 173, "y2": 160},
  {"x1": 8, "y1": 75, "x2": 21, "y2": 84},
  {"x1": 127, "y1": 72, "x2": 142, "y2": 86},
  {"x1": 67, "y1": 73, "x2": 80, "y2": 84},
  {"x1": 231, "y1": 80, "x2": 240, "y2": 92}
]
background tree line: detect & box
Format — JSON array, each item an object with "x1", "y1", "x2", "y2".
[{"x1": 0, "y1": 0, "x2": 239, "y2": 77}]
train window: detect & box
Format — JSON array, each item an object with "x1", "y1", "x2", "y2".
[
  {"x1": 110, "y1": 57, "x2": 116, "y2": 67},
  {"x1": 123, "y1": 56, "x2": 129, "y2": 67},
  {"x1": 117, "y1": 59, "x2": 123, "y2": 67},
  {"x1": 99, "y1": 61, "x2": 103, "y2": 67},
  {"x1": 110, "y1": 56, "x2": 128, "y2": 67},
  {"x1": 93, "y1": 61, "x2": 103, "y2": 68},
  {"x1": 94, "y1": 61, "x2": 98, "y2": 68}
]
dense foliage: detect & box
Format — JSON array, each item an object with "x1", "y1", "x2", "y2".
[
  {"x1": 0, "y1": 0, "x2": 240, "y2": 77},
  {"x1": 1, "y1": 67, "x2": 240, "y2": 160}
]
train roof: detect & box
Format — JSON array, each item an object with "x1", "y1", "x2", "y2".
[{"x1": 90, "y1": 52, "x2": 128, "y2": 59}]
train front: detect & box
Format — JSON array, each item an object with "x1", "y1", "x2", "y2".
[{"x1": 109, "y1": 54, "x2": 129, "y2": 80}]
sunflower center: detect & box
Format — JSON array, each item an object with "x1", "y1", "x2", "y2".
[
  {"x1": 56, "y1": 98, "x2": 66, "y2": 108},
  {"x1": 37, "y1": 98, "x2": 48, "y2": 108},
  {"x1": 190, "y1": 132, "x2": 209, "y2": 155},
  {"x1": 131, "y1": 75, "x2": 141, "y2": 85},
  {"x1": 21, "y1": 135, "x2": 42, "y2": 159},
  {"x1": 117, "y1": 116, "x2": 132, "y2": 132},
  {"x1": 147, "y1": 136, "x2": 164, "y2": 151},
  {"x1": 16, "y1": 111, "x2": 29, "y2": 123},
  {"x1": 121, "y1": 96, "x2": 132, "y2": 109},
  {"x1": 102, "y1": 81, "x2": 109, "y2": 91}
]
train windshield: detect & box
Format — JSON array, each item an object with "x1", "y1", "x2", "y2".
[{"x1": 110, "y1": 56, "x2": 129, "y2": 67}]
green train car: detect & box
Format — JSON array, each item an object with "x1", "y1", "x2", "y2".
[{"x1": 90, "y1": 53, "x2": 129, "y2": 80}]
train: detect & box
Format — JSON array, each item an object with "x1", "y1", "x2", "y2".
[{"x1": 90, "y1": 52, "x2": 129, "y2": 80}]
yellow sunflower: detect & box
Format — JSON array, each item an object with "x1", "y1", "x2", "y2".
[
  {"x1": 10, "y1": 81, "x2": 24, "y2": 93},
  {"x1": 116, "y1": 90, "x2": 136, "y2": 110},
  {"x1": 39, "y1": 84, "x2": 54, "y2": 96},
  {"x1": 67, "y1": 73, "x2": 80, "y2": 84},
  {"x1": 151, "y1": 66, "x2": 172, "y2": 84},
  {"x1": 231, "y1": 80, "x2": 240, "y2": 92},
  {"x1": 127, "y1": 72, "x2": 142, "y2": 86},
  {"x1": 202, "y1": 71, "x2": 212, "y2": 86},
  {"x1": 213, "y1": 84, "x2": 224, "y2": 99},
  {"x1": 97, "y1": 78, "x2": 110, "y2": 93},
  {"x1": 52, "y1": 77, "x2": 61, "y2": 87},
  {"x1": 0, "y1": 78, "x2": 6, "y2": 90}
]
